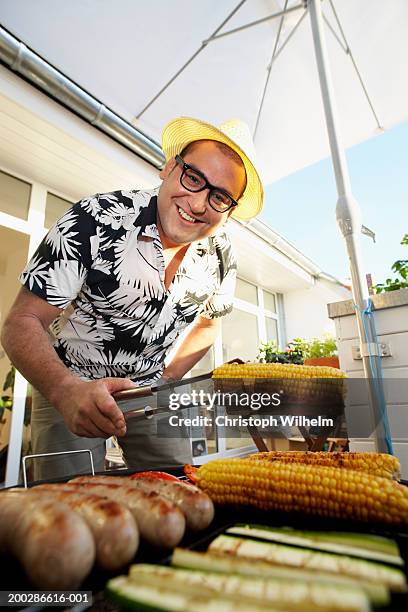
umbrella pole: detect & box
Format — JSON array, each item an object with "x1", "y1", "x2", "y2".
[{"x1": 308, "y1": 0, "x2": 392, "y2": 454}]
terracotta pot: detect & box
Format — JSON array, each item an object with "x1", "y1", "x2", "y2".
[{"x1": 304, "y1": 356, "x2": 340, "y2": 369}]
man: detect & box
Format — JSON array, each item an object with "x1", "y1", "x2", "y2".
[{"x1": 1, "y1": 117, "x2": 263, "y2": 478}]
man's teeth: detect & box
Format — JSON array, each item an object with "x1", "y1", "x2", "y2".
[{"x1": 178, "y1": 207, "x2": 196, "y2": 222}]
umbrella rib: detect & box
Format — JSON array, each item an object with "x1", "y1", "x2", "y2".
[
  {"x1": 134, "y1": 0, "x2": 247, "y2": 120},
  {"x1": 272, "y1": 10, "x2": 309, "y2": 64},
  {"x1": 326, "y1": 0, "x2": 383, "y2": 130},
  {"x1": 254, "y1": 7, "x2": 309, "y2": 140},
  {"x1": 254, "y1": 0, "x2": 289, "y2": 139},
  {"x1": 206, "y1": 3, "x2": 305, "y2": 43},
  {"x1": 323, "y1": 15, "x2": 348, "y2": 53}
]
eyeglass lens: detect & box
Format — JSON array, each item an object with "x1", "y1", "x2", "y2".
[{"x1": 182, "y1": 167, "x2": 232, "y2": 211}]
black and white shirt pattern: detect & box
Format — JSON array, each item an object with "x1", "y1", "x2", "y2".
[{"x1": 20, "y1": 188, "x2": 236, "y2": 384}]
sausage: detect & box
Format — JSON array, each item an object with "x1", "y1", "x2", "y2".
[
  {"x1": 19, "y1": 486, "x2": 139, "y2": 570},
  {"x1": 72, "y1": 475, "x2": 215, "y2": 531},
  {"x1": 126, "y1": 478, "x2": 214, "y2": 531},
  {"x1": 65, "y1": 481, "x2": 185, "y2": 548},
  {"x1": 0, "y1": 491, "x2": 95, "y2": 589}
]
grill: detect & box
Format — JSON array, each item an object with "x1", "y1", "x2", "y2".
[{"x1": 2, "y1": 466, "x2": 408, "y2": 611}]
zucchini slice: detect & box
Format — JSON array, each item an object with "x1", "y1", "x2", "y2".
[
  {"x1": 171, "y1": 548, "x2": 388, "y2": 606},
  {"x1": 106, "y1": 574, "x2": 276, "y2": 611},
  {"x1": 107, "y1": 576, "x2": 169, "y2": 611},
  {"x1": 226, "y1": 524, "x2": 403, "y2": 566},
  {"x1": 128, "y1": 562, "x2": 370, "y2": 612},
  {"x1": 209, "y1": 535, "x2": 407, "y2": 592}
]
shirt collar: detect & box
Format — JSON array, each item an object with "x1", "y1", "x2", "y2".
[{"x1": 130, "y1": 187, "x2": 160, "y2": 239}]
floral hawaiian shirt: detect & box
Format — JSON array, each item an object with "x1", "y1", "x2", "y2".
[{"x1": 19, "y1": 188, "x2": 236, "y2": 383}]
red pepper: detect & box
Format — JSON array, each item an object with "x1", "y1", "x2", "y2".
[
  {"x1": 183, "y1": 464, "x2": 198, "y2": 484},
  {"x1": 129, "y1": 471, "x2": 179, "y2": 482}
]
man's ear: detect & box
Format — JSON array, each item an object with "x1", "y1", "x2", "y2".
[{"x1": 159, "y1": 158, "x2": 177, "y2": 180}]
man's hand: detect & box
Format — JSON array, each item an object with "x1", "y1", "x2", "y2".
[{"x1": 53, "y1": 377, "x2": 137, "y2": 438}]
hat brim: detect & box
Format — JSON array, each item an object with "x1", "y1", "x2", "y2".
[{"x1": 161, "y1": 117, "x2": 264, "y2": 220}]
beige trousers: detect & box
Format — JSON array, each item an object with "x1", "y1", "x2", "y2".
[{"x1": 30, "y1": 388, "x2": 192, "y2": 481}]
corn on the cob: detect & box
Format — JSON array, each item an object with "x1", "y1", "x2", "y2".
[
  {"x1": 212, "y1": 362, "x2": 346, "y2": 406},
  {"x1": 248, "y1": 451, "x2": 401, "y2": 481},
  {"x1": 212, "y1": 362, "x2": 346, "y2": 380},
  {"x1": 196, "y1": 458, "x2": 408, "y2": 526}
]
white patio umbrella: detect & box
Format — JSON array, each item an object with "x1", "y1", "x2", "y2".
[
  {"x1": 1, "y1": 0, "x2": 406, "y2": 182},
  {"x1": 2, "y1": 0, "x2": 408, "y2": 452},
  {"x1": 130, "y1": 0, "x2": 402, "y2": 452}
]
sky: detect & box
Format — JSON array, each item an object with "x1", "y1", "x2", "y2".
[{"x1": 260, "y1": 120, "x2": 408, "y2": 286}]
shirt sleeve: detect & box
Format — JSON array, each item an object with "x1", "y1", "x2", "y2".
[
  {"x1": 19, "y1": 197, "x2": 98, "y2": 309},
  {"x1": 201, "y1": 231, "x2": 237, "y2": 319}
]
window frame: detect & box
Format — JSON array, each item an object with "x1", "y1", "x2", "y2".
[{"x1": 194, "y1": 277, "x2": 283, "y2": 462}]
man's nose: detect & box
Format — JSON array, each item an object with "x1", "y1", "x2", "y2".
[{"x1": 188, "y1": 190, "x2": 208, "y2": 215}]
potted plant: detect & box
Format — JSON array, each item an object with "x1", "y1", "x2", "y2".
[
  {"x1": 303, "y1": 334, "x2": 340, "y2": 368},
  {"x1": 257, "y1": 340, "x2": 304, "y2": 365},
  {"x1": 258, "y1": 336, "x2": 340, "y2": 368}
]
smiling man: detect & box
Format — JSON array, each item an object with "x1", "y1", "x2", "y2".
[{"x1": 1, "y1": 117, "x2": 264, "y2": 478}]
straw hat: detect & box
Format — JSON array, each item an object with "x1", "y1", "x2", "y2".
[{"x1": 161, "y1": 117, "x2": 264, "y2": 220}]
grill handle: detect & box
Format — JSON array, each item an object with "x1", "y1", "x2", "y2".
[{"x1": 22, "y1": 449, "x2": 95, "y2": 487}]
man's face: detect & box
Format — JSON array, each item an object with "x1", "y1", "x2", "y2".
[{"x1": 157, "y1": 140, "x2": 246, "y2": 249}]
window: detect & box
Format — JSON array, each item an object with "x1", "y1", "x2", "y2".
[
  {"x1": 266, "y1": 316, "x2": 278, "y2": 343},
  {"x1": 189, "y1": 285, "x2": 282, "y2": 460},
  {"x1": 0, "y1": 226, "x2": 30, "y2": 453},
  {"x1": 222, "y1": 308, "x2": 259, "y2": 362},
  {"x1": 235, "y1": 278, "x2": 258, "y2": 305},
  {"x1": 190, "y1": 346, "x2": 214, "y2": 375},
  {"x1": 264, "y1": 290, "x2": 276, "y2": 313},
  {"x1": 0, "y1": 171, "x2": 31, "y2": 220},
  {"x1": 45, "y1": 192, "x2": 72, "y2": 228}
]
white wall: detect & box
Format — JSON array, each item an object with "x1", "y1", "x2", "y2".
[
  {"x1": 0, "y1": 65, "x2": 158, "y2": 203},
  {"x1": 284, "y1": 278, "x2": 351, "y2": 342}
]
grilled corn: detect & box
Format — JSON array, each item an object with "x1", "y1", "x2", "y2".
[
  {"x1": 213, "y1": 362, "x2": 346, "y2": 380},
  {"x1": 212, "y1": 362, "x2": 346, "y2": 405},
  {"x1": 248, "y1": 451, "x2": 401, "y2": 480},
  {"x1": 196, "y1": 458, "x2": 408, "y2": 526}
]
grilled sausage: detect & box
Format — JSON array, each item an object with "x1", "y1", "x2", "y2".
[
  {"x1": 72, "y1": 475, "x2": 215, "y2": 531},
  {"x1": 0, "y1": 491, "x2": 95, "y2": 589},
  {"x1": 21, "y1": 486, "x2": 139, "y2": 570},
  {"x1": 65, "y1": 481, "x2": 185, "y2": 548}
]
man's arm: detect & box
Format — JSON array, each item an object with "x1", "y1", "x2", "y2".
[
  {"x1": 163, "y1": 315, "x2": 221, "y2": 380},
  {"x1": 1, "y1": 287, "x2": 135, "y2": 438}
]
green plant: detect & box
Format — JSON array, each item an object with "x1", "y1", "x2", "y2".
[
  {"x1": 0, "y1": 365, "x2": 32, "y2": 426},
  {"x1": 286, "y1": 337, "x2": 311, "y2": 361},
  {"x1": 0, "y1": 365, "x2": 15, "y2": 419},
  {"x1": 257, "y1": 340, "x2": 304, "y2": 365},
  {"x1": 306, "y1": 334, "x2": 338, "y2": 359},
  {"x1": 373, "y1": 234, "x2": 408, "y2": 293},
  {"x1": 258, "y1": 335, "x2": 338, "y2": 365}
]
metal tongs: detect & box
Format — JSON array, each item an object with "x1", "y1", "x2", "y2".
[
  {"x1": 112, "y1": 371, "x2": 214, "y2": 420},
  {"x1": 113, "y1": 359, "x2": 245, "y2": 421}
]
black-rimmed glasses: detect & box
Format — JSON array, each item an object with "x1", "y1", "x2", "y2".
[{"x1": 175, "y1": 155, "x2": 239, "y2": 213}]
